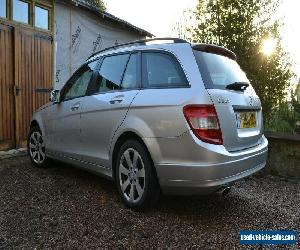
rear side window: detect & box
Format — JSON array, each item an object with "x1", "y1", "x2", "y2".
[
  {"x1": 142, "y1": 52, "x2": 188, "y2": 88},
  {"x1": 94, "y1": 54, "x2": 129, "y2": 93}
]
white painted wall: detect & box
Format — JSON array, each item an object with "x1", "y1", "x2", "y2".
[{"x1": 54, "y1": 1, "x2": 143, "y2": 89}]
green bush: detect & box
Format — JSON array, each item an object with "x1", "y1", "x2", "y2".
[{"x1": 265, "y1": 99, "x2": 300, "y2": 133}]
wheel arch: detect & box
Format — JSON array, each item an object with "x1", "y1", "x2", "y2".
[
  {"x1": 29, "y1": 112, "x2": 46, "y2": 137},
  {"x1": 30, "y1": 120, "x2": 40, "y2": 130},
  {"x1": 111, "y1": 131, "x2": 157, "y2": 182}
]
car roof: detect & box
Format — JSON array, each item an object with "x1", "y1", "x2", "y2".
[
  {"x1": 87, "y1": 38, "x2": 188, "y2": 61},
  {"x1": 87, "y1": 37, "x2": 236, "y2": 62}
]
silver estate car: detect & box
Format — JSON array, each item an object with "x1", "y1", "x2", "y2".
[{"x1": 28, "y1": 38, "x2": 268, "y2": 210}]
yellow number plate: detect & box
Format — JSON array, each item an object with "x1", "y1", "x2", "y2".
[{"x1": 236, "y1": 112, "x2": 256, "y2": 129}]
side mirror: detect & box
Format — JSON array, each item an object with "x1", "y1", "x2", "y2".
[{"x1": 50, "y1": 90, "x2": 60, "y2": 103}]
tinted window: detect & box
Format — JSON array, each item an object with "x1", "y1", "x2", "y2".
[
  {"x1": 35, "y1": 6, "x2": 49, "y2": 30},
  {"x1": 142, "y1": 52, "x2": 188, "y2": 88},
  {"x1": 0, "y1": 0, "x2": 6, "y2": 18},
  {"x1": 193, "y1": 50, "x2": 249, "y2": 89},
  {"x1": 62, "y1": 61, "x2": 97, "y2": 101},
  {"x1": 121, "y1": 53, "x2": 138, "y2": 89},
  {"x1": 93, "y1": 54, "x2": 129, "y2": 93},
  {"x1": 13, "y1": 0, "x2": 29, "y2": 24}
]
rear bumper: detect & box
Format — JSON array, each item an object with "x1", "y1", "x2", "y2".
[
  {"x1": 144, "y1": 132, "x2": 268, "y2": 195},
  {"x1": 158, "y1": 150, "x2": 267, "y2": 195}
]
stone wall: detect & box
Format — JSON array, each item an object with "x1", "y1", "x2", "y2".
[{"x1": 265, "y1": 132, "x2": 300, "y2": 178}]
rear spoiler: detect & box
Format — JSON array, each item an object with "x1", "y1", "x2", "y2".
[{"x1": 192, "y1": 44, "x2": 237, "y2": 60}]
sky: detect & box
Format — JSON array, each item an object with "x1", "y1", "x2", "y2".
[
  {"x1": 277, "y1": 0, "x2": 300, "y2": 78},
  {"x1": 106, "y1": 0, "x2": 300, "y2": 78},
  {"x1": 105, "y1": 0, "x2": 197, "y2": 37}
]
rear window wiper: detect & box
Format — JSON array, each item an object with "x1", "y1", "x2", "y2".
[{"x1": 225, "y1": 82, "x2": 249, "y2": 91}]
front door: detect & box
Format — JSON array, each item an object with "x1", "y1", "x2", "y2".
[
  {"x1": 46, "y1": 61, "x2": 98, "y2": 158},
  {"x1": 46, "y1": 98, "x2": 82, "y2": 158}
]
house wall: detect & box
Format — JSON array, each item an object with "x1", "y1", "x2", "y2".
[{"x1": 54, "y1": 1, "x2": 144, "y2": 89}]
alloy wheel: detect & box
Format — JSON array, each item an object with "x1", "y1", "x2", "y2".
[
  {"x1": 29, "y1": 131, "x2": 46, "y2": 164},
  {"x1": 119, "y1": 148, "x2": 145, "y2": 203}
]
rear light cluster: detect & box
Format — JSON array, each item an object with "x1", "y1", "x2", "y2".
[{"x1": 183, "y1": 105, "x2": 223, "y2": 145}]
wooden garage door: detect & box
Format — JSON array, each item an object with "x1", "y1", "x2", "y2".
[
  {"x1": 0, "y1": 24, "x2": 53, "y2": 150},
  {"x1": 0, "y1": 24, "x2": 14, "y2": 150},
  {"x1": 14, "y1": 27, "x2": 53, "y2": 148}
]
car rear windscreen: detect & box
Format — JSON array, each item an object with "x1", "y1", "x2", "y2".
[{"x1": 193, "y1": 50, "x2": 249, "y2": 89}]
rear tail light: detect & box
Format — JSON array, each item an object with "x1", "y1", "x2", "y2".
[{"x1": 183, "y1": 105, "x2": 223, "y2": 145}]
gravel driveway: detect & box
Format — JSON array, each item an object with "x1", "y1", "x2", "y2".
[{"x1": 0, "y1": 156, "x2": 299, "y2": 249}]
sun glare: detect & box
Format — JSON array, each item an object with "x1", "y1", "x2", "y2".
[{"x1": 261, "y1": 38, "x2": 277, "y2": 56}]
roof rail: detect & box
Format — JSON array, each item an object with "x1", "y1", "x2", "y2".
[{"x1": 87, "y1": 37, "x2": 189, "y2": 60}]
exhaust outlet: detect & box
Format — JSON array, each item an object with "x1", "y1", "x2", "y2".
[{"x1": 216, "y1": 186, "x2": 231, "y2": 196}]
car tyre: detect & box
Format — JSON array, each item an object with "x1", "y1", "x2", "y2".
[
  {"x1": 28, "y1": 126, "x2": 49, "y2": 168},
  {"x1": 116, "y1": 139, "x2": 160, "y2": 211}
]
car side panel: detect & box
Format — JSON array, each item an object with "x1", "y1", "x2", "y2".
[
  {"x1": 109, "y1": 45, "x2": 213, "y2": 167},
  {"x1": 109, "y1": 87, "x2": 212, "y2": 166},
  {"x1": 79, "y1": 90, "x2": 139, "y2": 168},
  {"x1": 123, "y1": 88, "x2": 195, "y2": 138}
]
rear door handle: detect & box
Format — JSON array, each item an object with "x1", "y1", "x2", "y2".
[
  {"x1": 109, "y1": 95, "x2": 124, "y2": 104},
  {"x1": 71, "y1": 102, "x2": 80, "y2": 111}
]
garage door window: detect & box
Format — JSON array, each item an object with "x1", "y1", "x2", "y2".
[
  {"x1": 0, "y1": 0, "x2": 6, "y2": 18},
  {"x1": 35, "y1": 5, "x2": 49, "y2": 30},
  {"x1": 13, "y1": 0, "x2": 29, "y2": 24}
]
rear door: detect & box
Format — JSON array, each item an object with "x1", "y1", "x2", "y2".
[
  {"x1": 80, "y1": 52, "x2": 140, "y2": 168},
  {"x1": 193, "y1": 49, "x2": 263, "y2": 152}
]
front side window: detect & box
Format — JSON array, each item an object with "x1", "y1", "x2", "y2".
[
  {"x1": 121, "y1": 53, "x2": 138, "y2": 89},
  {"x1": 13, "y1": 0, "x2": 29, "y2": 24},
  {"x1": 142, "y1": 52, "x2": 188, "y2": 88},
  {"x1": 93, "y1": 54, "x2": 129, "y2": 93},
  {"x1": 35, "y1": 6, "x2": 49, "y2": 30},
  {"x1": 0, "y1": 0, "x2": 6, "y2": 18},
  {"x1": 62, "y1": 61, "x2": 97, "y2": 101}
]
